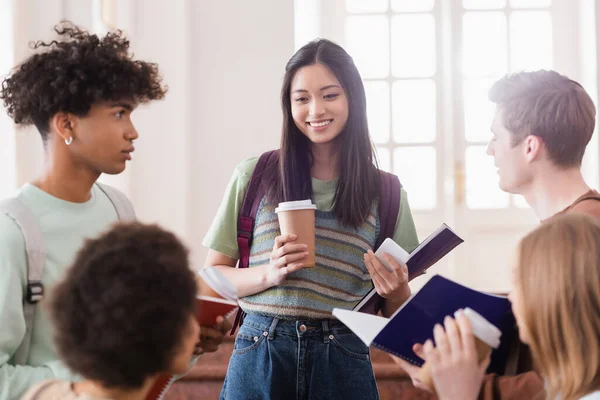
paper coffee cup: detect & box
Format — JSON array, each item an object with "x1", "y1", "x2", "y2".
[
  {"x1": 275, "y1": 200, "x2": 317, "y2": 267},
  {"x1": 417, "y1": 308, "x2": 501, "y2": 393}
]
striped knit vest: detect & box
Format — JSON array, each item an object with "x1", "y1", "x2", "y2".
[{"x1": 238, "y1": 197, "x2": 380, "y2": 319}]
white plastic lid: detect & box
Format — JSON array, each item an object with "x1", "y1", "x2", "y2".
[
  {"x1": 455, "y1": 307, "x2": 502, "y2": 349},
  {"x1": 275, "y1": 199, "x2": 317, "y2": 213}
]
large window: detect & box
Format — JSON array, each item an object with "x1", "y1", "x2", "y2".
[
  {"x1": 295, "y1": 0, "x2": 596, "y2": 289},
  {"x1": 342, "y1": 0, "x2": 555, "y2": 211},
  {"x1": 345, "y1": 1, "x2": 439, "y2": 211}
]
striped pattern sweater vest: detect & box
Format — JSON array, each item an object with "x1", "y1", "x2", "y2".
[{"x1": 239, "y1": 198, "x2": 379, "y2": 319}]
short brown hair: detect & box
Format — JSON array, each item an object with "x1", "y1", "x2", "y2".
[
  {"x1": 489, "y1": 70, "x2": 596, "y2": 167},
  {"x1": 517, "y1": 214, "x2": 600, "y2": 400},
  {"x1": 49, "y1": 222, "x2": 196, "y2": 389}
]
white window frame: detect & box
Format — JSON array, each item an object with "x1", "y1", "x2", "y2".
[
  {"x1": 295, "y1": 0, "x2": 597, "y2": 220},
  {"x1": 295, "y1": 0, "x2": 598, "y2": 290}
]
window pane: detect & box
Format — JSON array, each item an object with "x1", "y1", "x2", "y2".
[
  {"x1": 376, "y1": 147, "x2": 391, "y2": 172},
  {"x1": 466, "y1": 146, "x2": 509, "y2": 208},
  {"x1": 391, "y1": 14, "x2": 436, "y2": 77},
  {"x1": 510, "y1": 11, "x2": 552, "y2": 71},
  {"x1": 391, "y1": 0, "x2": 434, "y2": 12},
  {"x1": 365, "y1": 81, "x2": 390, "y2": 144},
  {"x1": 345, "y1": 0, "x2": 388, "y2": 13},
  {"x1": 346, "y1": 16, "x2": 390, "y2": 79},
  {"x1": 393, "y1": 147, "x2": 436, "y2": 209},
  {"x1": 510, "y1": 0, "x2": 551, "y2": 7},
  {"x1": 392, "y1": 80, "x2": 436, "y2": 143},
  {"x1": 463, "y1": 12, "x2": 507, "y2": 77},
  {"x1": 463, "y1": 0, "x2": 506, "y2": 9},
  {"x1": 464, "y1": 78, "x2": 496, "y2": 142}
]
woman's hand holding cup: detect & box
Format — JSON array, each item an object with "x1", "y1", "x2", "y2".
[{"x1": 265, "y1": 234, "x2": 310, "y2": 286}]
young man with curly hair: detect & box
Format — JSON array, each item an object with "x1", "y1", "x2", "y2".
[
  {"x1": 20, "y1": 222, "x2": 201, "y2": 400},
  {"x1": 0, "y1": 22, "x2": 229, "y2": 399}
]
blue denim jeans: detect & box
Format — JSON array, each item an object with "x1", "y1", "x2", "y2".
[{"x1": 219, "y1": 313, "x2": 379, "y2": 400}]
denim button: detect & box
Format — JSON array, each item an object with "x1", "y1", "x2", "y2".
[
  {"x1": 299, "y1": 324, "x2": 307, "y2": 332},
  {"x1": 263, "y1": 331, "x2": 268, "y2": 336},
  {"x1": 329, "y1": 335, "x2": 334, "y2": 340},
  {"x1": 253, "y1": 336, "x2": 259, "y2": 342}
]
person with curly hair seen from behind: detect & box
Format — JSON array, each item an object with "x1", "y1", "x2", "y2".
[
  {"x1": 0, "y1": 22, "x2": 171, "y2": 400},
  {"x1": 20, "y1": 222, "x2": 201, "y2": 400}
]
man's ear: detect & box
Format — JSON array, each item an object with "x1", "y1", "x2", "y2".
[
  {"x1": 523, "y1": 135, "x2": 543, "y2": 162},
  {"x1": 50, "y1": 112, "x2": 77, "y2": 142}
]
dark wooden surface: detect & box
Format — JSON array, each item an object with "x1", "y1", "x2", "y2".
[{"x1": 164, "y1": 337, "x2": 435, "y2": 399}]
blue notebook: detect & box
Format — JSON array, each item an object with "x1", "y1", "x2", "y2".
[{"x1": 335, "y1": 275, "x2": 515, "y2": 374}]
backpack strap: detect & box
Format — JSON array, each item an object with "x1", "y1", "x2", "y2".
[
  {"x1": 376, "y1": 170, "x2": 402, "y2": 249},
  {"x1": 361, "y1": 171, "x2": 403, "y2": 315},
  {"x1": 230, "y1": 150, "x2": 279, "y2": 334},
  {"x1": 0, "y1": 198, "x2": 46, "y2": 365},
  {"x1": 237, "y1": 150, "x2": 279, "y2": 269},
  {"x1": 570, "y1": 192, "x2": 600, "y2": 207},
  {"x1": 1, "y1": 184, "x2": 135, "y2": 364},
  {"x1": 95, "y1": 183, "x2": 136, "y2": 221}
]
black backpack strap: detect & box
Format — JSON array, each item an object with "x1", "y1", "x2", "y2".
[
  {"x1": 367, "y1": 170, "x2": 403, "y2": 314},
  {"x1": 231, "y1": 150, "x2": 279, "y2": 334},
  {"x1": 376, "y1": 171, "x2": 402, "y2": 249}
]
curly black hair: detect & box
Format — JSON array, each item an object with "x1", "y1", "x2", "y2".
[
  {"x1": 0, "y1": 21, "x2": 167, "y2": 139},
  {"x1": 49, "y1": 222, "x2": 197, "y2": 389}
]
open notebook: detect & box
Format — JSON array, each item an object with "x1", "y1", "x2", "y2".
[
  {"x1": 146, "y1": 267, "x2": 238, "y2": 400},
  {"x1": 354, "y1": 223, "x2": 464, "y2": 314},
  {"x1": 336, "y1": 274, "x2": 515, "y2": 374}
]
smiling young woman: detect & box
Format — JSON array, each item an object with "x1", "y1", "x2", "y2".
[{"x1": 202, "y1": 39, "x2": 420, "y2": 400}]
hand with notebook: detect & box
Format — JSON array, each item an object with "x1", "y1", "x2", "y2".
[
  {"x1": 334, "y1": 274, "x2": 514, "y2": 377},
  {"x1": 419, "y1": 310, "x2": 492, "y2": 399},
  {"x1": 363, "y1": 250, "x2": 411, "y2": 316},
  {"x1": 195, "y1": 266, "x2": 239, "y2": 353},
  {"x1": 354, "y1": 223, "x2": 464, "y2": 315}
]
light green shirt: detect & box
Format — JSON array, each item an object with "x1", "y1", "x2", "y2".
[
  {"x1": 203, "y1": 157, "x2": 420, "y2": 259},
  {"x1": 0, "y1": 184, "x2": 122, "y2": 400}
]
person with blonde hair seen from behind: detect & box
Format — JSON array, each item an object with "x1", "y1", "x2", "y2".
[
  {"x1": 21, "y1": 222, "x2": 201, "y2": 400},
  {"x1": 421, "y1": 213, "x2": 600, "y2": 400}
]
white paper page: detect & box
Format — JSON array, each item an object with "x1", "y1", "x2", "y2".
[{"x1": 332, "y1": 308, "x2": 390, "y2": 346}]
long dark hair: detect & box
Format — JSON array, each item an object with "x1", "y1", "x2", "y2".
[{"x1": 266, "y1": 39, "x2": 380, "y2": 228}]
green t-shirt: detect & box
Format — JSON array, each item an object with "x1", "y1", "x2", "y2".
[
  {"x1": 0, "y1": 183, "x2": 123, "y2": 400},
  {"x1": 203, "y1": 157, "x2": 419, "y2": 259}
]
